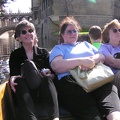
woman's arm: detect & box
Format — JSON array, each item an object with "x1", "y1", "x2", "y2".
[
  {"x1": 9, "y1": 49, "x2": 23, "y2": 92},
  {"x1": 90, "y1": 53, "x2": 105, "y2": 64},
  {"x1": 50, "y1": 55, "x2": 95, "y2": 73},
  {"x1": 104, "y1": 54, "x2": 120, "y2": 68},
  {"x1": 9, "y1": 51, "x2": 22, "y2": 76},
  {"x1": 10, "y1": 75, "x2": 22, "y2": 93}
]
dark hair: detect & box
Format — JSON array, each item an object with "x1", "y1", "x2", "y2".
[
  {"x1": 78, "y1": 34, "x2": 91, "y2": 44},
  {"x1": 15, "y1": 19, "x2": 35, "y2": 38},
  {"x1": 14, "y1": 32, "x2": 17, "y2": 39},
  {"x1": 89, "y1": 26, "x2": 102, "y2": 40},
  {"x1": 59, "y1": 16, "x2": 81, "y2": 42},
  {"x1": 102, "y1": 19, "x2": 120, "y2": 43}
]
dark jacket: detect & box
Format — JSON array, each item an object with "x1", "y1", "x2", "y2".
[{"x1": 9, "y1": 46, "x2": 50, "y2": 76}]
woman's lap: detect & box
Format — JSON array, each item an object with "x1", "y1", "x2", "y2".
[
  {"x1": 113, "y1": 70, "x2": 120, "y2": 97},
  {"x1": 57, "y1": 77, "x2": 102, "y2": 119},
  {"x1": 57, "y1": 76, "x2": 120, "y2": 120},
  {"x1": 92, "y1": 83, "x2": 120, "y2": 116}
]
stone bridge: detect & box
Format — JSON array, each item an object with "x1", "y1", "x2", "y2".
[
  {"x1": 0, "y1": 26, "x2": 15, "y2": 35},
  {"x1": 0, "y1": 12, "x2": 32, "y2": 35}
]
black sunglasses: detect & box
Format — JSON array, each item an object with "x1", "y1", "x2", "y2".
[
  {"x1": 65, "y1": 30, "x2": 78, "y2": 35},
  {"x1": 112, "y1": 29, "x2": 120, "y2": 33},
  {"x1": 21, "y1": 29, "x2": 34, "y2": 35}
]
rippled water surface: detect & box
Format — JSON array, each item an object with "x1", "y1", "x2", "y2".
[{"x1": 0, "y1": 57, "x2": 9, "y2": 83}]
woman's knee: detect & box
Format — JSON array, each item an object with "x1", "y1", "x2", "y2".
[
  {"x1": 15, "y1": 77, "x2": 25, "y2": 84},
  {"x1": 14, "y1": 78, "x2": 28, "y2": 91},
  {"x1": 107, "y1": 111, "x2": 120, "y2": 120}
]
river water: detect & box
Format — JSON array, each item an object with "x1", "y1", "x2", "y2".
[
  {"x1": 0, "y1": 31, "x2": 17, "y2": 83},
  {"x1": 0, "y1": 57, "x2": 9, "y2": 83}
]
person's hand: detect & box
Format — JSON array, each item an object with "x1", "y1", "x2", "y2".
[
  {"x1": 41, "y1": 68, "x2": 51, "y2": 76},
  {"x1": 80, "y1": 57, "x2": 95, "y2": 70},
  {"x1": 10, "y1": 75, "x2": 21, "y2": 93},
  {"x1": 80, "y1": 66, "x2": 89, "y2": 71},
  {"x1": 90, "y1": 53, "x2": 105, "y2": 64},
  {"x1": 41, "y1": 68, "x2": 55, "y2": 79}
]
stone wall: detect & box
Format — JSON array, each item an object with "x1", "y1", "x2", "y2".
[
  {"x1": 52, "y1": 0, "x2": 114, "y2": 28},
  {"x1": 33, "y1": 0, "x2": 117, "y2": 49},
  {"x1": 114, "y1": 0, "x2": 120, "y2": 19}
]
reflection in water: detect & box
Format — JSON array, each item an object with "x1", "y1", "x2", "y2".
[
  {"x1": 0, "y1": 31, "x2": 19, "y2": 83},
  {"x1": 0, "y1": 31, "x2": 16, "y2": 55}
]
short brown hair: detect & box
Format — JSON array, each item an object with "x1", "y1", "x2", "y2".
[
  {"x1": 59, "y1": 16, "x2": 81, "y2": 43},
  {"x1": 15, "y1": 19, "x2": 35, "y2": 38},
  {"x1": 102, "y1": 19, "x2": 120, "y2": 43},
  {"x1": 89, "y1": 26, "x2": 102, "y2": 40}
]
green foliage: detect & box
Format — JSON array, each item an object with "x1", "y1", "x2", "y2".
[
  {"x1": 88, "y1": 0, "x2": 96, "y2": 3},
  {"x1": 54, "y1": 27, "x2": 89, "y2": 35},
  {"x1": 81, "y1": 28, "x2": 89, "y2": 32},
  {"x1": 54, "y1": 31, "x2": 88, "y2": 35},
  {"x1": 80, "y1": 32, "x2": 88, "y2": 35}
]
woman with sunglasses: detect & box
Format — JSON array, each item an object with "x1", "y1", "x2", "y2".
[
  {"x1": 49, "y1": 16, "x2": 120, "y2": 120},
  {"x1": 9, "y1": 20, "x2": 59, "y2": 120},
  {"x1": 99, "y1": 19, "x2": 120, "y2": 97}
]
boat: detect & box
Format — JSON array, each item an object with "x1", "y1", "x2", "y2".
[{"x1": 0, "y1": 77, "x2": 75, "y2": 120}]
